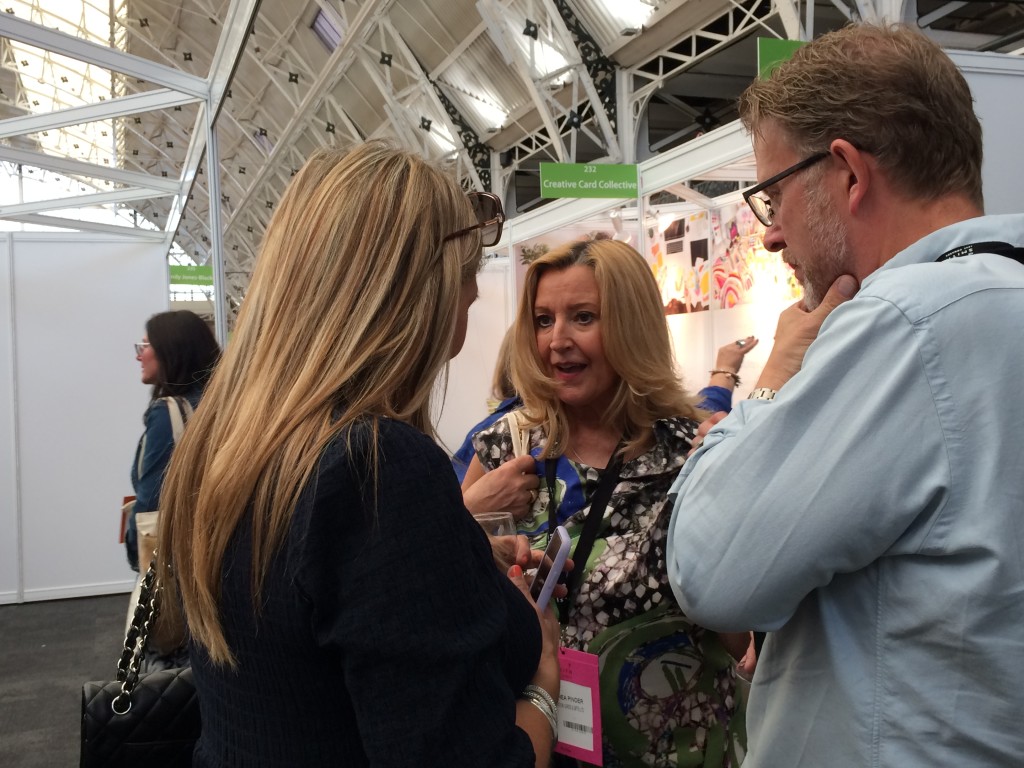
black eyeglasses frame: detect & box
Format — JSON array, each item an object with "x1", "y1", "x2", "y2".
[{"x1": 742, "y1": 151, "x2": 830, "y2": 227}]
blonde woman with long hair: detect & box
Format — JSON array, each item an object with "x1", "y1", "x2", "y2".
[
  {"x1": 462, "y1": 238, "x2": 746, "y2": 767},
  {"x1": 158, "y1": 142, "x2": 560, "y2": 767}
]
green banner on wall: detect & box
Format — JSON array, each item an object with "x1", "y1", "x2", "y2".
[
  {"x1": 539, "y1": 162, "x2": 638, "y2": 199},
  {"x1": 757, "y1": 38, "x2": 806, "y2": 79},
  {"x1": 169, "y1": 264, "x2": 213, "y2": 286}
]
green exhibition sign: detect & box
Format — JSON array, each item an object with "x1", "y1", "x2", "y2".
[
  {"x1": 540, "y1": 162, "x2": 638, "y2": 199},
  {"x1": 169, "y1": 264, "x2": 214, "y2": 286},
  {"x1": 757, "y1": 38, "x2": 806, "y2": 79}
]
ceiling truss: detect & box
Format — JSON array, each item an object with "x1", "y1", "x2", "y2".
[{"x1": 1, "y1": 0, "x2": 1021, "y2": 328}]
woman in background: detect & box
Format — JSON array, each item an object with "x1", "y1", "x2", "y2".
[
  {"x1": 463, "y1": 238, "x2": 745, "y2": 767},
  {"x1": 127, "y1": 309, "x2": 219, "y2": 573},
  {"x1": 452, "y1": 326, "x2": 522, "y2": 484},
  {"x1": 159, "y1": 142, "x2": 561, "y2": 768}
]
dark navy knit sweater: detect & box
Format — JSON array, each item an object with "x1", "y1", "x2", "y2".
[{"x1": 191, "y1": 417, "x2": 540, "y2": 767}]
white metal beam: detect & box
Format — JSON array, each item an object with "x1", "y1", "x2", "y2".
[
  {"x1": 640, "y1": 120, "x2": 753, "y2": 195},
  {"x1": 163, "y1": 0, "x2": 261, "y2": 244},
  {"x1": 0, "y1": 212, "x2": 166, "y2": 239},
  {"x1": 0, "y1": 13, "x2": 207, "y2": 98},
  {"x1": 537, "y1": 0, "x2": 621, "y2": 162},
  {"x1": 0, "y1": 187, "x2": 175, "y2": 217},
  {"x1": 774, "y1": 0, "x2": 805, "y2": 40},
  {"x1": 919, "y1": 1, "x2": 968, "y2": 27},
  {"x1": 0, "y1": 145, "x2": 182, "y2": 192},
  {"x1": 0, "y1": 88, "x2": 202, "y2": 140},
  {"x1": 223, "y1": 0, "x2": 394, "y2": 239},
  {"x1": 377, "y1": 19, "x2": 484, "y2": 187},
  {"x1": 665, "y1": 183, "x2": 715, "y2": 208}
]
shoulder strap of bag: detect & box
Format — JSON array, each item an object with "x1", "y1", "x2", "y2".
[
  {"x1": 548, "y1": 444, "x2": 624, "y2": 622},
  {"x1": 503, "y1": 409, "x2": 531, "y2": 458},
  {"x1": 139, "y1": 398, "x2": 193, "y2": 477},
  {"x1": 112, "y1": 563, "x2": 160, "y2": 714},
  {"x1": 161, "y1": 396, "x2": 194, "y2": 444}
]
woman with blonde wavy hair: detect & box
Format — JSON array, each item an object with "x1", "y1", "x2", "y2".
[
  {"x1": 462, "y1": 238, "x2": 746, "y2": 767},
  {"x1": 158, "y1": 142, "x2": 561, "y2": 767}
]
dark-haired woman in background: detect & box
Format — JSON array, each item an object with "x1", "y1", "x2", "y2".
[{"x1": 126, "y1": 309, "x2": 220, "y2": 573}]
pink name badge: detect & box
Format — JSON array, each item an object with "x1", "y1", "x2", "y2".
[{"x1": 554, "y1": 648, "x2": 602, "y2": 765}]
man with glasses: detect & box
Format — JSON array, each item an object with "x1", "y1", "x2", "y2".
[{"x1": 666, "y1": 23, "x2": 1024, "y2": 767}]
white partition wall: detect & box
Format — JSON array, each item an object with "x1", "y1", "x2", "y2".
[
  {"x1": 0, "y1": 236, "x2": 19, "y2": 603},
  {"x1": 436, "y1": 254, "x2": 517, "y2": 452},
  {"x1": 1, "y1": 233, "x2": 168, "y2": 603},
  {"x1": 950, "y1": 50, "x2": 1024, "y2": 215}
]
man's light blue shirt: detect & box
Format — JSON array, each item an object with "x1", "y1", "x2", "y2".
[{"x1": 667, "y1": 214, "x2": 1024, "y2": 766}]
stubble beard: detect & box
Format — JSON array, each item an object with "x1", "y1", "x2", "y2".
[{"x1": 797, "y1": 181, "x2": 854, "y2": 310}]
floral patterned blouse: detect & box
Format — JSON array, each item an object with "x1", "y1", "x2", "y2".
[{"x1": 472, "y1": 413, "x2": 744, "y2": 768}]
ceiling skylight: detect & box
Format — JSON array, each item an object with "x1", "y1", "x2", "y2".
[{"x1": 4, "y1": 0, "x2": 124, "y2": 167}]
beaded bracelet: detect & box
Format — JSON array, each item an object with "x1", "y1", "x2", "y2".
[
  {"x1": 521, "y1": 684, "x2": 558, "y2": 740},
  {"x1": 709, "y1": 369, "x2": 741, "y2": 386}
]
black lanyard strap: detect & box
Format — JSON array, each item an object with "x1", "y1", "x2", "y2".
[
  {"x1": 546, "y1": 446, "x2": 624, "y2": 622},
  {"x1": 936, "y1": 240, "x2": 1024, "y2": 265}
]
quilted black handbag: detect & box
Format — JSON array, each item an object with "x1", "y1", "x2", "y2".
[{"x1": 80, "y1": 565, "x2": 200, "y2": 767}]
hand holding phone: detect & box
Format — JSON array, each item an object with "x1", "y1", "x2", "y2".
[{"x1": 528, "y1": 525, "x2": 571, "y2": 612}]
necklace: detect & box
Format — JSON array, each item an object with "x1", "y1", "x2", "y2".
[
  {"x1": 567, "y1": 443, "x2": 616, "y2": 468},
  {"x1": 567, "y1": 446, "x2": 586, "y2": 465}
]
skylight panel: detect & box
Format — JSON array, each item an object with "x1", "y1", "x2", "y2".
[{"x1": 312, "y1": 10, "x2": 344, "y2": 52}]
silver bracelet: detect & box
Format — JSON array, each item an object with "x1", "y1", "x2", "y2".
[
  {"x1": 523, "y1": 684, "x2": 557, "y2": 713},
  {"x1": 520, "y1": 685, "x2": 558, "y2": 741}
]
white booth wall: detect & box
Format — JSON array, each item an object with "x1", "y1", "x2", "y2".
[{"x1": 1, "y1": 233, "x2": 167, "y2": 603}]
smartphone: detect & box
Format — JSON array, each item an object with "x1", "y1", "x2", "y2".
[{"x1": 529, "y1": 525, "x2": 571, "y2": 612}]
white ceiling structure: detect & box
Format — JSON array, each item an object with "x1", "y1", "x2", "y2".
[{"x1": 1, "y1": 0, "x2": 1022, "y2": 333}]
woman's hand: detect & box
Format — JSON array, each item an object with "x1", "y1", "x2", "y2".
[
  {"x1": 714, "y1": 336, "x2": 759, "y2": 376},
  {"x1": 687, "y1": 411, "x2": 728, "y2": 458},
  {"x1": 507, "y1": 563, "x2": 561, "y2": 696},
  {"x1": 463, "y1": 454, "x2": 539, "y2": 520}
]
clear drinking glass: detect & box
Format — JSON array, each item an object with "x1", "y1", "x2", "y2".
[
  {"x1": 474, "y1": 511, "x2": 518, "y2": 571},
  {"x1": 473, "y1": 511, "x2": 516, "y2": 537}
]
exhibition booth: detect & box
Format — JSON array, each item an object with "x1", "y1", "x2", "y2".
[{"x1": 2, "y1": 49, "x2": 1024, "y2": 603}]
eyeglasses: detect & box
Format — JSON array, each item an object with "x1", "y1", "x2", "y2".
[
  {"x1": 134, "y1": 341, "x2": 151, "y2": 355},
  {"x1": 742, "y1": 151, "x2": 830, "y2": 227},
  {"x1": 443, "y1": 191, "x2": 505, "y2": 247}
]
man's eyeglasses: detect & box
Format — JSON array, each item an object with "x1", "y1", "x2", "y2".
[
  {"x1": 443, "y1": 191, "x2": 505, "y2": 247},
  {"x1": 134, "y1": 341, "x2": 151, "y2": 355},
  {"x1": 743, "y1": 151, "x2": 830, "y2": 227}
]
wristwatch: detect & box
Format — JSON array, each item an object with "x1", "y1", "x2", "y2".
[{"x1": 747, "y1": 387, "x2": 778, "y2": 401}]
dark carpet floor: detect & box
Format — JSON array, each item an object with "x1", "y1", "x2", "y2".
[{"x1": 0, "y1": 593, "x2": 130, "y2": 767}]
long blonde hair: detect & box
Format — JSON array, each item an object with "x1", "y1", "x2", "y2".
[
  {"x1": 511, "y1": 238, "x2": 701, "y2": 459},
  {"x1": 158, "y1": 142, "x2": 481, "y2": 665}
]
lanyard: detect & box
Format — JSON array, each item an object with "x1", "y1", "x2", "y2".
[
  {"x1": 936, "y1": 240, "x2": 1024, "y2": 265},
  {"x1": 546, "y1": 444, "x2": 624, "y2": 622}
]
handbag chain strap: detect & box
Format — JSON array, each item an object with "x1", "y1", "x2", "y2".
[{"x1": 111, "y1": 563, "x2": 162, "y2": 715}]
